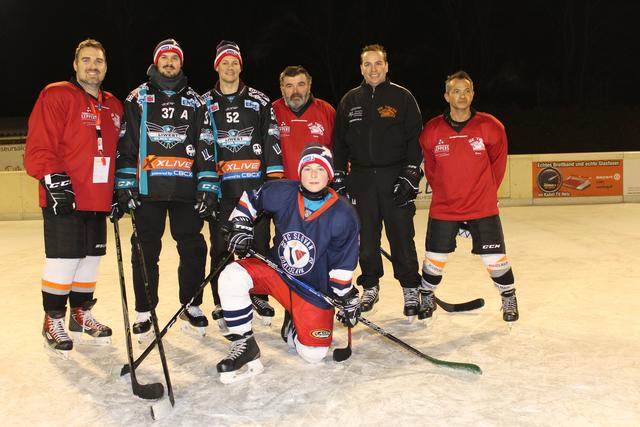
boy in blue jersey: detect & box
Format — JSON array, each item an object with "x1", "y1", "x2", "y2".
[{"x1": 215, "y1": 143, "x2": 361, "y2": 383}]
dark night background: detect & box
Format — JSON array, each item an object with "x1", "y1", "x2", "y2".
[{"x1": 2, "y1": 0, "x2": 639, "y2": 154}]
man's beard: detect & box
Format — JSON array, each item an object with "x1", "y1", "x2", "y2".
[
  {"x1": 159, "y1": 66, "x2": 179, "y2": 78},
  {"x1": 285, "y1": 92, "x2": 309, "y2": 111}
]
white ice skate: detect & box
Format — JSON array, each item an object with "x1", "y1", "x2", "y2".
[{"x1": 179, "y1": 305, "x2": 208, "y2": 337}]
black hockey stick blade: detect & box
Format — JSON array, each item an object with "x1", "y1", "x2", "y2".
[
  {"x1": 379, "y1": 247, "x2": 483, "y2": 313},
  {"x1": 133, "y1": 381, "x2": 164, "y2": 400},
  {"x1": 332, "y1": 327, "x2": 352, "y2": 362},
  {"x1": 435, "y1": 296, "x2": 485, "y2": 312}
]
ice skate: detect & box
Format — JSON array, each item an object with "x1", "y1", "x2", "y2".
[
  {"x1": 402, "y1": 287, "x2": 419, "y2": 322},
  {"x1": 501, "y1": 289, "x2": 519, "y2": 325},
  {"x1": 217, "y1": 332, "x2": 263, "y2": 384},
  {"x1": 211, "y1": 305, "x2": 229, "y2": 333},
  {"x1": 43, "y1": 310, "x2": 73, "y2": 359},
  {"x1": 360, "y1": 285, "x2": 379, "y2": 313},
  {"x1": 280, "y1": 310, "x2": 296, "y2": 349},
  {"x1": 250, "y1": 294, "x2": 275, "y2": 326},
  {"x1": 132, "y1": 311, "x2": 154, "y2": 345},
  {"x1": 69, "y1": 299, "x2": 112, "y2": 345},
  {"x1": 418, "y1": 289, "x2": 436, "y2": 321},
  {"x1": 179, "y1": 305, "x2": 208, "y2": 337}
]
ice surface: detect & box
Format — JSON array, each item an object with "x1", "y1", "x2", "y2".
[{"x1": 0, "y1": 204, "x2": 638, "y2": 426}]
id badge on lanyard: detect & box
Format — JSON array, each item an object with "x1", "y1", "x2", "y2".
[{"x1": 90, "y1": 92, "x2": 110, "y2": 183}]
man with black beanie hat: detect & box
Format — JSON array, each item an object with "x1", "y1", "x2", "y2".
[
  {"x1": 201, "y1": 40, "x2": 284, "y2": 330},
  {"x1": 115, "y1": 39, "x2": 217, "y2": 340}
]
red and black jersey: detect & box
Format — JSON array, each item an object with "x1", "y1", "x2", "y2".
[
  {"x1": 25, "y1": 80, "x2": 123, "y2": 212},
  {"x1": 272, "y1": 96, "x2": 335, "y2": 179},
  {"x1": 420, "y1": 111, "x2": 508, "y2": 220}
]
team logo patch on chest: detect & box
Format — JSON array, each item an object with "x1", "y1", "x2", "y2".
[
  {"x1": 468, "y1": 137, "x2": 486, "y2": 153},
  {"x1": 377, "y1": 105, "x2": 397, "y2": 118},
  {"x1": 434, "y1": 139, "x2": 450, "y2": 157},
  {"x1": 146, "y1": 122, "x2": 189, "y2": 149},
  {"x1": 278, "y1": 231, "x2": 316, "y2": 276},
  {"x1": 307, "y1": 122, "x2": 325, "y2": 136},
  {"x1": 218, "y1": 127, "x2": 254, "y2": 152}
]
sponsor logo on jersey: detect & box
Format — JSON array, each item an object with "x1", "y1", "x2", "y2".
[
  {"x1": 307, "y1": 122, "x2": 325, "y2": 136},
  {"x1": 278, "y1": 231, "x2": 316, "y2": 276},
  {"x1": 268, "y1": 123, "x2": 280, "y2": 139},
  {"x1": 210, "y1": 102, "x2": 220, "y2": 113},
  {"x1": 469, "y1": 137, "x2": 486, "y2": 153},
  {"x1": 181, "y1": 97, "x2": 195, "y2": 108},
  {"x1": 348, "y1": 106, "x2": 363, "y2": 123},
  {"x1": 244, "y1": 99, "x2": 260, "y2": 111},
  {"x1": 218, "y1": 127, "x2": 254, "y2": 152},
  {"x1": 434, "y1": 139, "x2": 450, "y2": 157},
  {"x1": 248, "y1": 87, "x2": 269, "y2": 106},
  {"x1": 143, "y1": 95, "x2": 155, "y2": 103},
  {"x1": 146, "y1": 122, "x2": 189, "y2": 149},
  {"x1": 185, "y1": 144, "x2": 195, "y2": 157},
  {"x1": 311, "y1": 329, "x2": 331, "y2": 339},
  {"x1": 142, "y1": 155, "x2": 193, "y2": 171},
  {"x1": 199, "y1": 128, "x2": 215, "y2": 145},
  {"x1": 278, "y1": 122, "x2": 291, "y2": 136},
  {"x1": 219, "y1": 159, "x2": 262, "y2": 181},
  {"x1": 272, "y1": 142, "x2": 282, "y2": 155},
  {"x1": 81, "y1": 107, "x2": 97, "y2": 124},
  {"x1": 252, "y1": 143, "x2": 262, "y2": 155},
  {"x1": 377, "y1": 105, "x2": 397, "y2": 118},
  {"x1": 202, "y1": 148, "x2": 214, "y2": 161}
]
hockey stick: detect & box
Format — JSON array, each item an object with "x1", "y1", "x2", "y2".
[
  {"x1": 333, "y1": 326, "x2": 352, "y2": 362},
  {"x1": 113, "y1": 217, "x2": 165, "y2": 402},
  {"x1": 120, "y1": 250, "x2": 234, "y2": 377},
  {"x1": 379, "y1": 248, "x2": 484, "y2": 312},
  {"x1": 248, "y1": 251, "x2": 481, "y2": 374},
  {"x1": 130, "y1": 212, "x2": 175, "y2": 419}
]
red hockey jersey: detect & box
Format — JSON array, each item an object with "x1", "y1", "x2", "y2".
[
  {"x1": 25, "y1": 81, "x2": 123, "y2": 212},
  {"x1": 419, "y1": 112, "x2": 507, "y2": 220},
  {"x1": 272, "y1": 97, "x2": 335, "y2": 179}
]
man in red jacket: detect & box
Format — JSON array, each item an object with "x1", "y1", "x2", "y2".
[
  {"x1": 272, "y1": 65, "x2": 335, "y2": 179},
  {"x1": 418, "y1": 70, "x2": 519, "y2": 323},
  {"x1": 24, "y1": 39, "x2": 123, "y2": 358}
]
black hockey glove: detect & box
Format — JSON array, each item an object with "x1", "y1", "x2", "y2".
[
  {"x1": 226, "y1": 216, "x2": 254, "y2": 257},
  {"x1": 117, "y1": 188, "x2": 141, "y2": 213},
  {"x1": 335, "y1": 287, "x2": 360, "y2": 327},
  {"x1": 393, "y1": 165, "x2": 422, "y2": 207},
  {"x1": 331, "y1": 170, "x2": 349, "y2": 198},
  {"x1": 194, "y1": 191, "x2": 218, "y2": 221},
  {"x1": 40, "y1": 172, "x2": 76, "y2": 215}
]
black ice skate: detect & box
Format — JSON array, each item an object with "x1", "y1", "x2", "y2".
[
  {"x1": 280, "y1": 310, "x2": 296, "y2": 349},
  {"x1": 418, "y1": 289, "x2": 436, "y2": 320},
  {"x1": 501, "y1": 289, "x2": 519, "y2": 323},
  {"x1": 132, "y1": 311, "x2": 154, "y2": 344},
  {"x1": 43, "y1": 310, "x2": 73, "y2": 359},
  {"x1": 360, "y1": 285, "x2": 380, "y2": 313},
  {"x1": 211, "y1": 305, "x2": 228, "y2": 333},
  {"x1": 217, "y1": 332, "x2": 263, "y2": 384},
  {"x1": 179, "y1": 305, "x2": 208, "y2": 337},
  {"x1": 69, "y1": 299, "x2": 112, "y2": 345},
  {"x1": 402, "y1": 287, "x2": 420, "y2": 321},
  {"x1": 250, "y1": 294, "x2": 275, "y2": 326}
]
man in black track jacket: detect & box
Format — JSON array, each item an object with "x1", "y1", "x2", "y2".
[{"x1": 332, "y1": 44, "x2": 423, "y2": 320}]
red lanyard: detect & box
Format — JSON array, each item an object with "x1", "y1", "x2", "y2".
[{"x1": 88, "y1": 91, "x2": 105, "y2": 164}]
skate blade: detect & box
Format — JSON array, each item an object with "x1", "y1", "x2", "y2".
[
  {"x1": 136, "y1": 330, "x2": 155, "y2": 346},
  {"x1": 43, "y1": 341, "x2": 71, "y2": 360},
  {"x1": 219, "y1": 359, "x2": 264, "y2": 384},
  {"x1": 419, "y1": 312, "x2": 437, "y2": 326},
  {"x1": 150, "y1": 397, "x2": 174, "y2": 420},
  {"x1": 180, "y1": 320, "x2": 206, "y2": 337},
  {"x1": 255, "y1": 314, "x2": 273, "y2": 327},
  {"x1": 70, "y1": 331, "x2": 112, "y2": 346},
  {"x1": 215, "y1": 318, "x2": 229, "y2": 334}
]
